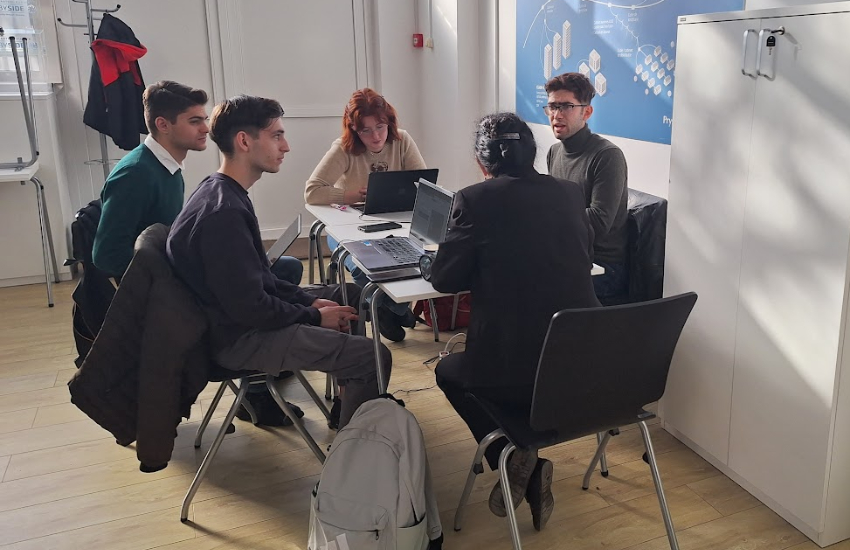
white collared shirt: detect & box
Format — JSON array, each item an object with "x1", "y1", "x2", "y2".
[{"x1": 143, "y1": 134, "x2": 185, "y2": 175}]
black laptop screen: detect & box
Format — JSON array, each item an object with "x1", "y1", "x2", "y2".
[{"x1": 410, "y1": 181, "x2": 454, "y2": 246}]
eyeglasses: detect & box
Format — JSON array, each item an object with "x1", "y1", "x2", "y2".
[
  {"x1": 356, "y1": 124, "x2": 388, "y2": 137},
  {"x1": 543, "y1": 102, "x2": 588, "y2": 115}
]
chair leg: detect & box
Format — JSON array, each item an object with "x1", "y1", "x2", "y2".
[
  {"x1": 454, "y1": 429, "x2": 505, "y2": 531},
  {"x1": 582, "y1": 431, "x2": 613, "y2": 490},
  {"x1": 638, "y1": 421, "x2": 680, "y2": 550},
  {"x1": 33, "y1": 178, "x2": 59, "y2": 284},
  {"x1": 29, "y1": 177, "x2": 54, "y2": 307},
  {"x1": 293, "y1": 370, "x2": 331, "y2": 420},
  {"x1": 325, "y1": 374, "x2": 333, "y2": 401},
  {"x1": 181, "y1": 377, "x2": 250, "y2": 522},
  {"x1": 194, "y1": 381, "x2": 228, "y2": 448},
  {"x1": 266, "y1": 376, "x2": 326, "y2": 464},
  {"x1": 598, "y1": 432, "x2": 610, "y2": 477},
  {"x1": 499, "y1": 442, "x2": 523, "y2": 550},
  {"x1": 226, "y1": 380, "x2": 258, "y2": 424},
  {"x1": 428, "y1": 298, "x2": 440, "y2": 342}
]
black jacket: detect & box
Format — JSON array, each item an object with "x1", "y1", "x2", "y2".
[
  {"x1": 69, "y1": 199, "x2": 115, "y2": 366},
  {"x1": 69, "y1": 224, "x2": 209, "y2": 472},
  {"x1": 83, "y1": 13, "x2": 148, "y2": 151},
  {"x1": 430, "y1": 172, "x2": 600, "y2": 389}
]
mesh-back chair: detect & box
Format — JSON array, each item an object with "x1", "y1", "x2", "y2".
[
  {"x1": 453, "y1": 292, "x2": 697, "y2": 550},
  {"x1": 180, "y1": 364, "x2": 332, "y2": 522}
]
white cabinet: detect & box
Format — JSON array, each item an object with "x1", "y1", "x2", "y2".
[{"x1": 663, "y1": 3, "x2": 850, "y2": 546}]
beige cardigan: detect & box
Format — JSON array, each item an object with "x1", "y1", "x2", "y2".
[{"x1": 304, "y1": 129, "x2": 426, "y2": 205}]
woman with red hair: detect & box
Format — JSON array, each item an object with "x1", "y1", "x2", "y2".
[
  {"x1": 305, "y1": 89, "x2": 426, "y2": 341},
  {"x1": 305, "y1": 88, "x2": 426, "y2": 205}
]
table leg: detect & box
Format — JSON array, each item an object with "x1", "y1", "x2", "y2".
[
  {"x1": 358, "y1": 282, "x2": 379, "y2": 338},
  {"x1": 428, "y1": 298, "x2": 440, "y2": 342},
  {"x1": 308, "y1": 219, "x2": 322, "y2": 284},
  {"x1": 315, "y1": 223, "x2": 326, "y2": 285},
  {"x1": 370, "y1": 286, "x2": 388, "y2": 393}
]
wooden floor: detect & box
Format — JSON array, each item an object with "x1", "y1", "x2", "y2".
[{"x1": 0, "y1": 276, "x2": 848, "y2": 550}]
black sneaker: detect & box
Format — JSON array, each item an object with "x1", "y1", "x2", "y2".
[
  {"x1": 377, "y1": 306, "x2": 406, "y2": 342},
  {"x1": 488, "y1": 448, "x2": 538, "y2": 517},
  {"x1": 526, "y1": 459, "x2": 554, "y2": 531},
  {"x1": 328, "y1": 397, "x2": 341, "y2": 430},
  {"x1": 235, "y1": 390, "x2": 304, "y2": 427}
]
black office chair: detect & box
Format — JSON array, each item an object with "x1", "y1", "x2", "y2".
[{"x1": 453, "y1": 292, "x2": 697, "y2": 550}]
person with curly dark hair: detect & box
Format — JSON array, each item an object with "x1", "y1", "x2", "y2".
[{"x1": 430, "y1": 112, "x2": 600, "y2": 531}]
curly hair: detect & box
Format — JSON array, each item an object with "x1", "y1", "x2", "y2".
[
  {"x1": 341, "y1": 88, "x2": 401, "y2": 155},
  {"x1": 473, "y1": 112, "x2": 537, "y2": 177}
]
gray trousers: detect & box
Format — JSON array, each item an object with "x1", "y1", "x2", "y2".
[{"x1": 215, "y1": 284, "x2": 392, "y2": 428}]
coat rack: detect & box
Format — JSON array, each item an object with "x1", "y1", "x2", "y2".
[{"x1": 57, "y1": 0, "x2": 122, "y2": 181}]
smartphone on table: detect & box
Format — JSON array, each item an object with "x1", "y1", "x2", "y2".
[{"x1": 358, "y1": 222, "x2": 402, "y2": 233}]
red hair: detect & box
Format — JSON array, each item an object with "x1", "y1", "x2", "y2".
[{"x1": 341, "y1": 88, "x2": 401, "y2": 155}]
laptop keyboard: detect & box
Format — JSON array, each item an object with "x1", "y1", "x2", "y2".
[{"x1": 373, "y1": 238, "x2": 422, "y2": 264}]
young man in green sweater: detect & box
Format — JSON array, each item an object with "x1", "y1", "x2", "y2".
[{"x1": 93, "y1": 80, "x2": 210, "y2": 279}]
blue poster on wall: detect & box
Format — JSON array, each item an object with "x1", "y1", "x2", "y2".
[{"x1": 516, "y1": 0, "x2": 743, "y2": 144}]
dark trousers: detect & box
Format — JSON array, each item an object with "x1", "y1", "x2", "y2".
[
  {"x1": 435, "y1": 352, "x2": 533, "y2": 470},
  {"x1": 216, "y1": 284, "x2": 391, "y2": 428},
  {"x1": 593, "y1": 261, "x2": 629, "y2": 306}
]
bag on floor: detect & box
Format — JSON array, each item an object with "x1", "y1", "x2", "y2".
[
  {"x1": 308, "y1": 396, "x2": 443, "y2": 550},
  {"x1": 413, "y1": 294, "x2": 471, "y2": 332}
]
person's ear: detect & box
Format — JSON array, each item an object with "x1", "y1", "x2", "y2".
[
  {"x1": 583, "y1": 105, "x2": 594, "y2": 122},
  {"x1": 154, "y1": 116, "x2": 170, "y2": 135},
  {"x1": 235, "y1": 130, "x2": 251, "y2": 153}
]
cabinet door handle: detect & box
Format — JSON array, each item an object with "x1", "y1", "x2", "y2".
[
  {"x1": 756, "y1": 27, "x2": 785, "y2": 77},
  {"x1": 742, "y1": 29, "x2": 757, "y2": 76}
]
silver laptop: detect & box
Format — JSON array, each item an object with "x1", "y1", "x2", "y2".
[
  {"x1": 267, "y1": 214, "x2": 301, "y2": 264},
  {"x1": 343, "y1": 179, "x2": 454, "y2": 272}
]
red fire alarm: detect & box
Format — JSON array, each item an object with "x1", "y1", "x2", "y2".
[{"x1": 413, "y1": 33, "x2": 423, "y2": 48}]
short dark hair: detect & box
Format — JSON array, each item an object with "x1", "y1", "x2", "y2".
[
  {"x1": 473, "y1": 112, "x2": 537, "y2": 177},
  {"x1": 143, "y1": 81, "x2": 208, "y2": 134},
  {"x1": 209, "y1": 95, "x2": 285, "y2": 156},
  {"x1": 544, "y1": 72, "x2": 596, "y2": 104}
]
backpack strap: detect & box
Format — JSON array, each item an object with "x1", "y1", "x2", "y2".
[{"x1": 377, "y1": 393, "x2": 405, "y2": 408}]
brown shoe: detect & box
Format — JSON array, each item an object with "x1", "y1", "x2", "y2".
[
  {"x1": 488, "y1": 448, "x2": 538, "y2": 517},
  {"x1": 526, "y1": 459, "x2": 554, "y2": 531}
]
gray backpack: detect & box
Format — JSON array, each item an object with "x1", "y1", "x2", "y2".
[{"x1": 308, "y1": 397, "x2": 443, "y2": 550}]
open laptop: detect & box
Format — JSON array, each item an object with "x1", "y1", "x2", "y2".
[
  {"x1": 344, "y1": 179, "x2": 454, "y2": 272},
  {"x1": 266, "y1": 214, "x2": 301, "y2": 264},
  {"x1": 351, "y1": 168, "x2": 439, "y2": 215}
]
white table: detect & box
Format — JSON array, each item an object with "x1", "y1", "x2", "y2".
[
  {"x1": 0, "y1": 161, "x2": 58, "y2": 306},
  {"x1": 305, "y1": 204, "x2": 412, "y2": 284},
  {"x1": 308, "y1": 203, "x2": 605, "y2": 392}
]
